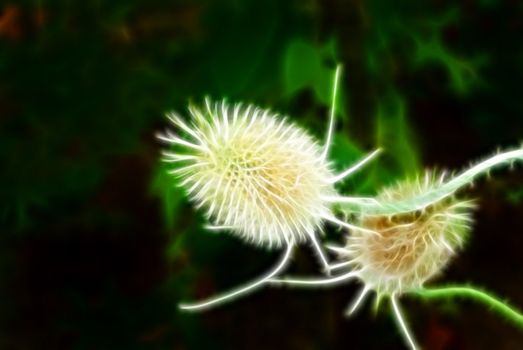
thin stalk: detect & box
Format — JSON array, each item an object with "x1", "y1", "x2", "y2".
[
  {"x1": 179, "y1": 243, "x2": 293, "y2": 311},
  {"x1": 322, "y1": 64, "x2": 342, "y2": 160},
  {"x1": 412, "y1": 285, "x2": 523, "y2": 329}
]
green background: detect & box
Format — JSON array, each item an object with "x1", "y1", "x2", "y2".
[{"x1": 1, "y1": 0, "x2": 523, "y2": 349}]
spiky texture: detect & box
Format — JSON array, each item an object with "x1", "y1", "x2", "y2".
[
  {"x1": 340, "y1": 172, "x2": 476, "y2": 296},
  {"x1": 158, "y1": 99, "x2": 336, "y2": 248},
  {"x1": 339, "y1": 147, "x2": 523, "y2": 216}
]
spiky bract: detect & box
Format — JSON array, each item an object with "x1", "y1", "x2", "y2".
[
  {"x1": 341, "y1": 172, "x2": 476, "y2": 296},
  {"x1": 160, "y1": 99, "x2": 336, "y2": 248}
]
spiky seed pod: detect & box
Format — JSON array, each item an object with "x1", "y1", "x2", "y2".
[
  {"x1": 342, "y1": 172, "x2": 476, "y2": 296},
  {"x1": 158, "y1": 99, "x2": 337, "y2": 248}
]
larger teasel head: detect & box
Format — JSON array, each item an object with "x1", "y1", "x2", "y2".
[
  {"x1": 157, "y1": 98, "x2": 336, "y2": 248},
  {"x1": 341, "y1": 171, "x2": 476, "y2": 297}
]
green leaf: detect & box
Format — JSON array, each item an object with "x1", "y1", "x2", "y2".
[
  {"x1": 375, "y1": 92, "x2": 421, "y2": 177},
  {"x1": 283, "y1": 38, "x2": 343, "y2": 111}
]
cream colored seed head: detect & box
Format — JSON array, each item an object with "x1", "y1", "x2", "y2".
[
  {"x1": 343, "y1": 172, "x2": 476, "y2": 296},
  {"x1": 159, "y1": 99, "x2": 336, "y2": 248}
]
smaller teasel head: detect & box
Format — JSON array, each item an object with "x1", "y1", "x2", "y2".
[
  {"x1": 157, "y1": 98, "x2": 337, "y2": 248},
  {"x1": 341, "y1": 171, "x2": 476, "y2": 298}
]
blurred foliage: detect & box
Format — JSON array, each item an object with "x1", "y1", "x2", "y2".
[
  {"x1": 150, "y1": 162, "x2": 185, "y2": 233},
  {"x1": 1, "y1": 0, "x2": 523, "y2": 349},
  {"x1": 283, "y1": 37, "x2": 345, "y2": 114}
]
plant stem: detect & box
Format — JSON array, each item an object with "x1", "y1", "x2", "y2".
[{"x1": 412, "y1": 285, "x2": 523, "y2": 329}]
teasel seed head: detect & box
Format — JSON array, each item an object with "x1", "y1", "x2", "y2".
[
  {"x1": 342, "y1": 171, "x2": 476, "y2": 297},
  {"x1": 157, "y1": 98, "x2": 337, "y2": 249}
]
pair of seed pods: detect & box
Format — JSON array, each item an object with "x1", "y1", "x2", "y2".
[{"x1": 157, "y1": 65, "x2": 523, "y2": 349}]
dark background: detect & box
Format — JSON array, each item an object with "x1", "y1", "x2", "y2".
[{"x1": 1, "y1": 0, "x2": 523, "y2": 349}]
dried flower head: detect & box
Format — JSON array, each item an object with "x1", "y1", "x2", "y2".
[
  {"x1": 159, "y1": 98, "x2": 336, "y2": 248},
  {"x1": 272, "y1": 171, "x2": 477, "y2": 350},
  {"x1": 343, "y1": 172, "x2": 476, "y2": 297}
]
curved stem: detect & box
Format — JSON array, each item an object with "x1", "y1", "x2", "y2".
[
  {"x1": 328, "y1": 148, "x2": 382, "y2": 184},
  {"x1": 308, "y1": 230, "x2": 331, "y2": 273},
  {"x1": 391, "y1": 295, "x2": 419, "y2": 350},
  {"x1": 446, "y1": 149, "x2": 523, "y2": 193},
  {"x1": 322, "y1": 64, "x2": 343, "y2": 160},
  {"x1": 179, "y1": 243, "x2": 294, "y2": 312},
  {"x1": 412, "y1": 285, "x2": 523, "y2": 329},
  {"x1": 345, "y1": 286, "x2": 370, "y2": 317},
  {"x1": 268, "y1": 270, "x2": 358, "y2": 287},
  {"x1": 341, "y1": 147, "x2": 523, "y2": 215}
]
